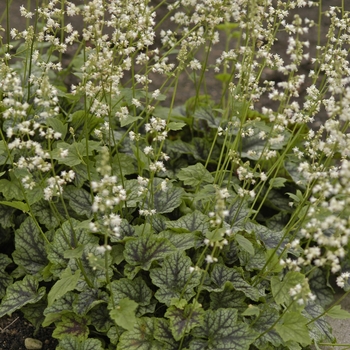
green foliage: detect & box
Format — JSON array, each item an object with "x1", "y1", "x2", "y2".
[{"x1": 0, "y1": 0, "x2": 349, "y2": 349}]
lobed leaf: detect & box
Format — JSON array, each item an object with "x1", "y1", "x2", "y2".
[
  {"x1": 210, "y1": 285, "x2": 246, "y2": 312},
  {"x1": 57, "y1": 337, "x2": 103, "y2": 350},
  {"x1": 150, "y1": 251, "x2": 201, "y2": 306},
  {"x1": 43, "y1": 291, "x2": 76, "y2": 327},
  {"x1": 275, "y1": 312, "x2": 311, "y2": 347},
  {"x1": 193, "y1": 107, "x2": 221, "y2": 128},
  {"x1": 308, "y1": 268, "x2": 334, "y2": 307},
  {"x1": 251, "y1": 306, "x2": 284, "y2": 348},
  {"x1": 110, "y1": 298, "x2": 138, "y2": 331},
  {"x1": 63, "y1": 186, "x2": 92, "y2": 217},
  {"x1": 124, "y1": 234, "x2": 174, "y2": 270},
  {"x1": 89, "y1": 303, "x2": 113, "y2": 333},
  {"x1": 118, "y1": 317, "x2": 167, "y2": 350},
  {"x1": 12, "y1": 217, "x2": 48, "y2": 275},
  {"x1": 190, "y1": 308, "x2": 257, "y2": 349},
  {"x1": 0, "y1": 275, "x2": 46, "y2": 318},
  {"x1": 177, "y1": 163, "x2": 214, "y2": 187},
  {"x1": 271, "y1": 271, "x2": 305, "y2": 305},
  {"x1": 159, "y1": 230, "x2": 200, "y2": 251},
  {"x1": 109, "y1": 277, "x2": 153, "y2": 317},
  {"x1": 165, "y1": 210, "x2": 210, "y2": 234},
  {"x1": 146, "y1": 179, "x2": 184, "y2": 214},
  {"x1": 0, "y1": 254, "x2": 13, "y2": 299},
  {"x1": 31, "y1": 200, "x2": 61, "y2": 229},
  {"x1": 205, "y1": 264, "x2": 262, "y2": 301},
  {"x1": 48, "y1": 219, "x2": 99, "y2": 272},
  {"x1": 165, "y1": 303, "x2": 204, "y2": 341},
  {"x1": 303, "y1": 302, "x2": 335, "y2": 343},
  {"x1": 74, "y1": 288, "x2": 107, "y2": 316},
  {"x1": 52, "y1": 313, "x2": 89, "y2": 340},
  {"x1": 0, "y1": 203, "x2": 15, "y2": 228},
  {"x1": 154, "y1": 318, "x2": 181, "y2": 350}
]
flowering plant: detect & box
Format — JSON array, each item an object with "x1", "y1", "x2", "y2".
[{"x1": 1, "y1": 0, "x2": 350, "y2": 349}]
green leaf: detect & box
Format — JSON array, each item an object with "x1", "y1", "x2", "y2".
[
  {"x1": 109, "y1": 277, "x2": 153, "y2": 317},
  {"x1": 285, "y1": 158, "x2": 307, "y2": 188},
  {"x1": 21, "y1": 298, "x2": 47, "y2": 333},
  {"x1": 154, "y1": 318, "x2": 180, "y2": 350},
  {"x1": 192, "y1": 137, "x2": 218, "y2": 161},
  {"x1": 69, "y1": 110, "x2": 103, "y2": 137},
  {"x1": 215, "y1": 73, "x2": 232, "y2": 82},
  {"x1": 326, "y1": 305, "x2": 350, "y2": 319},
  {"x1": 73, "y1": 288, "x2": 106, "y2": 315},
  {"x1": 46, "y1": 117, "x2": 68, "y2": 140},
  {"x1": 251, "y1": 306, "x2": 283, "y2": 348},
  {"x1": 226, "y1": 197, "x2": 251, "y2": 226},
  {"x1": 57, "y1": 337, "x2": 103, "y2": 350},
  {"x1": 0, "y1": 275, "x2": 46, "y2": 318},
  {"x1": 242, "y1": 305, "x2": 260, "y2": 317},
  {"x1": 236, "y1": 233, "x2": 255, "y2": 255},
  {"x1": 205, "y1": 264, "x2": 262, "y2": 301},
  {"x1": 0, "y1": 254, "x2": 13, "y2": 299},
  {"x1": 193, "y1": 107, "x2": 221, "y2": 128},
  {"x1": 47, "y1": 268, "x2": 81, "y2": 307},
  {"x1": 124, "y1": 234, "x2": 174, "y2": 270},
  {"x1": 243, "y1": 247, "x2": 266, "y2": 271},
  {"x1": 150, "y1": 251, "x2": 201, "y2": 306},
  {"x1": 177, "y1": 163, "x2": 214, "y2": 187},
  {"x1": 52, "y1": 313, "x2": 89, "y2": 340},
  {"x1": 165, "y1": 139, "x2": 194, "y2": 157},
  {"x1": 159, "y1": 231, "x2": 200, "y2": 251},
  {"x1": 0, "y1": 200, "x2": 29, "y2": 212},
  {"x1": 168, "y1": 121, "x2": 186, "y2": 131},
  {"x1": 12, "y1": 217, "x2": 48, "y2": 275},
  {"x1": 269, "y1": 177, "x2": 287, "y2": 188},
  {"x1": 241, "y1": 129, "x2": 267, "y2": 160},
  {"x1": 216, "y1": 22, "x2": 239, "y2": 30},
  {"x1": 113, "y1": 153, "x2": 138, "y2": 177},
  {"x1": 265, "y1": 249, "x2": 283, "y2": 273},
  {"x1": 64, "y1": 245, "x2": 85, "y2": 259},
  {"x1": 271, "y1": 271, "x2": 305, "y2": 305},
  {"x1": 165, "y1": 210, "x2": 210, "y2": 234},
  {"x1": 308, "y1": 268, "x2": 333, "y2": 307},
  {"x1": 32, "y1": 200, "x2": 61, "y2": 229},
  {"x1": 51, "y1": 141, "x2": 85, "y2": 166},
  {"x1": 120, "y1": 115, "x2": 142, "y2": 127},
  {"x1": 118, "y1": 317, "x2": 166, "y2": 350},
  {"x1": 190, "y1": 308, "x2": 257, "y2": 349},
  {"x1": 303, "y1": 302, "x2": 335, "y2": 343},
  {"x1": 110, "y1": 298, "x2": 138, "y2": 331},
  {"x1": 147, "y1": 179, "x2": 184, "y2": 214},
  {"x1": 210, "y1": 285, "x2": 246, "y2": 312},
  {"x1": 43, "y1": 292, "x2": 76, "y2": 326},
  {"x1": 89, "y1": 303, "x2": 113, "y2": 332},
  {"x1": 245, "y1": 222, "x2": 286, "y2": 254},
  {"x1": 165, "y1": 302, "x2": 204, "y2": 341},
  {"x1": 48, "y1": 219, "x2": 98, "y2": 273},
  {"x1": 0, "y1": 203, "x2": 15, "y2": 228},
  {"x1": 275, "y1": 312, "x2": 311, "y2": 346},
  {"x1": 72, "y1": 243, "x2": 113, "y2": 289},
  {"x1": 63, "y1": 186, "x2": 92, "y2": 217},
  {"x1": 0, "y1": 178, "x2": 24, "y2": 200}
]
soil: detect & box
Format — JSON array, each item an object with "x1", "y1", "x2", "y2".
[
  {"x1": 0, "y1": 0, "x2": 349, "y2": 349},
  {"x1": 0, "y1": 312, "x2": 58, "y2": 350}
]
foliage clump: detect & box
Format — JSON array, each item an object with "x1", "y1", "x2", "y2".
[{"x1": 1, "y1": 0, "x2": 350, "y2": 349}]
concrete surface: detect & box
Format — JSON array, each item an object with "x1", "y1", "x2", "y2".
[{"x1": 313, "y1": 293, "x2": 350, "y2": 350}]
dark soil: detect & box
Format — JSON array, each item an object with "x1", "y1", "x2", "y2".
[{"x1": 0, "y1": 312, "x2": 58, "y2": 350}]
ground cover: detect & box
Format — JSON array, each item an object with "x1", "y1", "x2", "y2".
[{"x1": 1, "y1": 1, "x2": 350, "y2": 349}]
